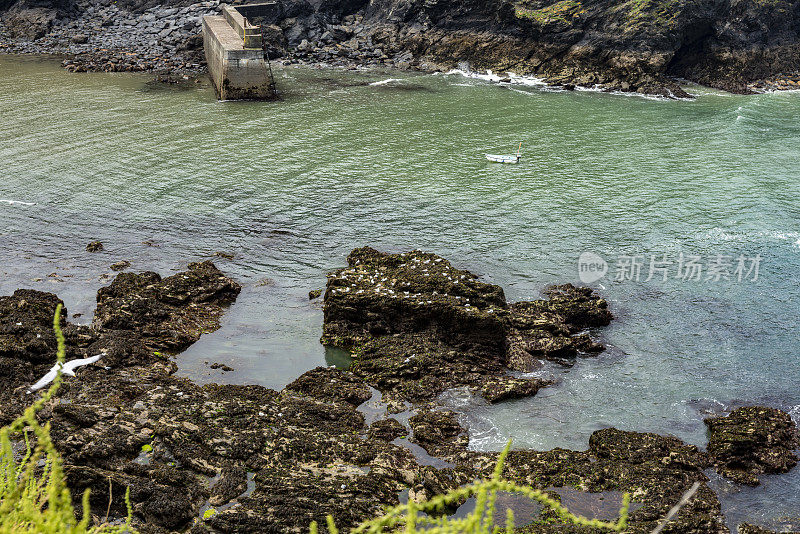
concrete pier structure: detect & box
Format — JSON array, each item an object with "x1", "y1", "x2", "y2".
[{"x1": 202, "y1": 4, "x2": 276, "y2": 100}]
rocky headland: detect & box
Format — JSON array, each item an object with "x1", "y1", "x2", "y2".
[
  {"x1": 2, "y1": 248, "x2": 799, "y2": 532},
  {"x1": 2, "y1": 0, "x2": 800, "y2": 95}
]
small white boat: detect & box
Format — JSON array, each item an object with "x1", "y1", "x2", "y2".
[
  {"x1": 485, "y1": 154, "x2": 520, "y2": 164},
  {"x1": 486, "y1": 141, "x2": 523, "y2": 164}
]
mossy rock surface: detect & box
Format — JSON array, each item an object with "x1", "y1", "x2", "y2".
[
  {"x1": 323, "y1": 247, "x2": 610, "y2": 404},
  {"x1": 705, "y1": 406, "x2": 800, "y2": 486}
]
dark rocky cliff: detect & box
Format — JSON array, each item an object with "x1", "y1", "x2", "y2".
[
  {"x1": 257, "y1": 0, "x2": 800, "y2": 94},
  {"x1": 2, "y1": 0, "x2": 800, "y2": 94}
]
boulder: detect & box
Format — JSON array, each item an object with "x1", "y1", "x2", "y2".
[
  {"x1": 2, "y1": 6, "x2": 57, "y2": 40},
  {"x1": 110, "y1": 260, "x2": 130, "y2": 271},
  {"x1": 368, "y1": 417, "x2": 406, "y2": 441},
  {"x1": 285, "y1": 366, "x2": 372, "y2": 406},
  {"x1": 409, "y1": 409, "x2": 468, "y2": 457},
  {"x1": 86, "y1": 240, "x2": 103, "y2": 252},
  {"x1": 93, "y1": 261, "x2": 241, "y2": 352},
  {"x1": 705, "y1": 406, "x2": 800, "y2": 486}
]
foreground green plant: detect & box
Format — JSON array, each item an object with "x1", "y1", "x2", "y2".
[
  {"x1": 310, "y1": 441, "x2": 630, "y2": 533},
  {"x1": 0, "y1": 304, "x2": 134, "y2": 534}
]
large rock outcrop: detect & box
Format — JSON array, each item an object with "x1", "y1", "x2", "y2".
[
  {"x1": 4, "y1": 0, "x2": 800, "y2": 94},
  {"x1": 93, "y1": 260, "x2": 241, "y2": 352},
  {"x1": 322, "y1": 247, "x2": 610, "y2": 404}
]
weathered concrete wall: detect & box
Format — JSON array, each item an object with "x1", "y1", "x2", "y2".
[
  {"x1": 202, "y1": 6, "x2": 275, "y2": 101},
  {"x1": 221, "y1": 4, "x2": 263, "y2": 49}
]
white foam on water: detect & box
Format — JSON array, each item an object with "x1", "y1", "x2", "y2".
[
  {"x1": 701, "y1": 227, "x2": 745, "y2": 242},
  {"x1": 465, "y1": 414, "x2": 504, "y2": 452},
  {"x1": 0, "y1": 199, "x2": 35, "y2": 206},
  {"x1": 760, "y1": 87, "x2": 800, "y2": 95},
  {"x1": 508, "y1": 87, "x2": 535, "y2": 96},
  {"x1": 701, "y1": 228, "x2": 800, "y2": 246},
  {"x1": 369, "y1": 78, "x2": 403, "y2": 86},
  {"x1": 444, "y1": 68, "x2": 547, "y2": 86},
  {"x1": 760, "y1": 230, "x2": 800, "y2": 241},
  {"x1": 443, "y1": 69, "x2": 693, "y2": 101},
  {"x1": 520, "y1": 369, "x2": 555, "y2": 381},
  {"x1": 576, "y1": 85, "x2": 692, "y2": 102},
  {"x1": 789, "y1": 405, "x2": 800, "y2": 426}
]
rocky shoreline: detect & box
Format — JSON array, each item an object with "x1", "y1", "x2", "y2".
[
  {"x1": 3, "y1": 0, "x2": 800, "y2": 96},
  {"x1": 1, "y1": 248, "x2": 799, "y2": 533},
  {"x1": 0, "y1": 0, "x2": 211, "y2": 78}
]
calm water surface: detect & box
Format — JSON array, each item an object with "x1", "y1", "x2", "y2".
[{"x1": 1, "y1": 55, "x2": 799, "y2": 530}]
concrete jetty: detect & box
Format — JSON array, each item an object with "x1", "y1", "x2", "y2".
[{"x1": 202, "y1": 4, "x2": 276, "y2": 100}]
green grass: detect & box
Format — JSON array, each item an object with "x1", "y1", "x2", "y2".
[
  {"x1": 311, "y1": 441, "x2": 630, "y2": 533},
  {"x1": 0, "y1": 305, "x2": 134, "y2": 534},
  {"x1": 514, "y1": 0, "x2": 586, "y2": 24},
  {"x1": 615, "y1": 0, "x2": 682, "y2": 30},
  {"x1": 515, "y1": 0, "x2": 687, "y2": 30}
]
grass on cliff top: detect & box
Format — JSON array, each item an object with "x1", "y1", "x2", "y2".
[
  {"x1": 515, "y1": 0, "x2": 586, "y2": 24},
  {"x1": 614, "y1": 0, "x2": 682, "y2": 30},
  {"x1": 515, "y1": 0, "x2": 684, "y2": 30},
  {"x1": 312, "y1": 441, "x2": 630, "y2": 533},
  {"x1": 0, "y1": 304, "x2": 134, "y2": 534}
]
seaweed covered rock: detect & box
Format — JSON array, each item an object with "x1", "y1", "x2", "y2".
[
  {"x1": 589, "y1": 428, "x2": 711, "y2": 471},
  {"x1": 54, "y1": 374, "x2": 432, "y2": 534},
  {"x1": 322, "y1": 247, "x2": 507, "y2": 352},
  {"x1": 480, "y1": 375, "x2": 552, "y2": 404},
  {"x1": 93, "y1": 260, "x2": 241, "y2": 352},
  {"x1": 454, "y1": 428, "x2": 723, "y2": 533},
  {"x1": 4, "y1": 256, "x2": 791, "y2": 533},
  {"x1": 409, "y1": 409, "x2": 469, "y2": 457},
  {"x1": 0, "y1": 289, "x2": 69, "y2": 366},
  {"x1": 368, "y1": 418, "x2": 406, "y2": 441},
  {"x1": 86, "y1": 240, "x2": 103, "y2": 252},
  {"x1": 541, "y1": 285, "x2": 614, "y2": 329},
  {"x1": 0, "y1": 264, "x2": 466, "y2": 534},
  {"x1": 323, "y1": 248, "x2": 610, "y2": 403},
  {"x1": 0, "y1": 262, "x2": 241, "y2": 420},
  {"x1": 350, "y1": 334, "x2": 509, "y2": 403},
  {"x1": 705, "y1": 406, "x2": 800, "y2": 486},
  {"x1": 286, "y1": 366, "x2": 372, "y2": 406},
  {"x1": 0, "y1": 289, "x2": 104, "y2": 422},
  {"x1": 504, "y1": 284, "x2": 610, "y2": 371},
  {"x1": 0, "y1": 289, "x2": 447, "y2": 533}
]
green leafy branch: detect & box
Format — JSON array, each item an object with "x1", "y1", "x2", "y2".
[{"x1": 310, "y1": 441, "x2": 630, "y2": 533}]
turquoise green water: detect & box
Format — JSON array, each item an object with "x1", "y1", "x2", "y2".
[{"x1": 1, "y1": 55, "x2": 799, "y2": 529}]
